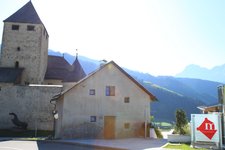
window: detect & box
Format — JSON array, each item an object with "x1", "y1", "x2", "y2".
[
  {"x1": 124, "y1": 97, "x2": 130, "y2": 103},
  {"x1": 17, "y1": 47, "x2": 20, "y2": 51},
  {"x1": 27, "y1": 25, "x2": 35, "y2": 31},
  {"x1": 124, "y1": 123, "x2": 130, "y2": 129},
  {"x1": 90, "y1": 116, "x2": 97, "y2": 122},
  {"x1": 12, "y1": 25, "x2": 19, "y2": 30},
  {"x1": 15, "y1": 61, "x2": 19, "y2": 68},
  {"x1": 25, "y1": 81, "x2": 30, "y2": 85},
  {"x1": 89, "y1": 89, "x2": 95, "y2": 95},
  {"x1": 105, "y1": 86, "x2": 115, "y2": 96}
]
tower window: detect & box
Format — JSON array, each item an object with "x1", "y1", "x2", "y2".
[
  {"x1": 27, "y1": 25, "x2": 35, "y2": 31},
  {"x1": 12, "y1": 25, "x2": 19, "y2": 30},
  {"x1": 17, "y1": 47, "x2": 20, "y2": 51},
  {"x1": 25, "y1": 81, "x2": 30, "y2": 85},
  {"x1": 15, "y1": 61, "x2": 19, "y2": 68}
]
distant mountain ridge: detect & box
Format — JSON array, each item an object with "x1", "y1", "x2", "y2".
[
  {"x1": 125, "y1": 70, "x2": 221, "y2": 121},
  {"x1": 176, "y1": 64, "x2": 225, "y2": 83},
  {"x1": 48, "y1": 50, "x2": 222, "y2": 122}
]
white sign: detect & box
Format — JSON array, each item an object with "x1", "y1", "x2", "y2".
[{"x1": 191, "y1": 114, "x2": 221, "y2": 143}]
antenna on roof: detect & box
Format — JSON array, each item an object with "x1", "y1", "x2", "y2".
[{"x1": 76, "y1": 49, "x2": 78, "y2": 59}]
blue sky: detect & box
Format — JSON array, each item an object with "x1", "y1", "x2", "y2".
[{"x1": 0, "y1": 0, "x2": 225, "y2": 76}]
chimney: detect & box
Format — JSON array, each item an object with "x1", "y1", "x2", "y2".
[{"x1": 100, "y1": 59, "x2": 107, "y2": 67}]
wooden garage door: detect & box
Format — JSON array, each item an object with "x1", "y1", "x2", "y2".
[{"x1": 104, "y1": 116, "x2": 115, "y2": 139}]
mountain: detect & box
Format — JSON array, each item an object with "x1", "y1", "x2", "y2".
[
  {"x1": 126, "y1": 70, "x2": 221, "y2": 122},
  {"x1": 48, "y1": 50, "x2": 222, "y2": 122},
  {"x1": 125, "y1": 70, "x2": 220, "y2": 105},
  {"x1": 176, "y1": 64, "x2": 225, "y2": 83},
  {"x1": 141, "y1": 81, "x2": 204, "y2": 122}
]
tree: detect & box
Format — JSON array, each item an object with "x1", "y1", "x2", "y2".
[{"x1": 175, "y1": 109, "x2": 188, "y2": 135}]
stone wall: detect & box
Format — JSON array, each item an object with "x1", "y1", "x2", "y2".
[{"x1": 0, "y1": 84, "x2": 62, "y2": 130}]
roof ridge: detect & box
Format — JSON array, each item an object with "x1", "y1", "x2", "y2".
[{"x1": 59, "y1": 61, "x2": 157, "y2": 101}]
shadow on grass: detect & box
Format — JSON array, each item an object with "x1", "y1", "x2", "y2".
[{"x1": 0, "y1": 129, "x2": 53, "y2": 137}]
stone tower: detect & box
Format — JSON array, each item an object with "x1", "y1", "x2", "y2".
[{"x1": 0, "y1": 1, "x2": 49, "y2": 84}]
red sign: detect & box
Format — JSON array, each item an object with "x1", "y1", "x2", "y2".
[{"x1": 197, "y1": 118, "x2": 217, "y2": 140}]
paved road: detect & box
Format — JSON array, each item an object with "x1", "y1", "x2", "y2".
[{"x1": 0, "y1": 140, "x2": 122, "y2": 150}]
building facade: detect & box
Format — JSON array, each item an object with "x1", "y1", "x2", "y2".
[{"x1": 54, "y1": 61, "x2": 156, "y2": 139}]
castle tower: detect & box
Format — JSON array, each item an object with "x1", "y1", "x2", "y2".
[{"x1": 0, "y1": 1, "x2": 49, "y2": 84}]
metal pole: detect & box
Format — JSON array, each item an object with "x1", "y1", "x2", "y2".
[
  {"x1": 191, "y1": 115, "x2": 196, "y2": 148},
  {"x1": 222, "y1": 86, "x2": 225, "y2": 145},
  {"x1": 35, "y1": 91, "x2": 39, "y2": 137},
  {"x1": 144, "y1": 105, "x2": 147, "y2": 138},
  {"x1": 219, "y1": 113, "x2": 223, "y2": 149}
]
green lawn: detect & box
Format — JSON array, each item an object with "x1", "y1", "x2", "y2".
[{"x1": 164, "y1": 143, "x2": 207, "y2": 150}]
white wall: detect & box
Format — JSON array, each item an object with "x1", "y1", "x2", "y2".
[{"x1": 57, "y1": 63, "x2": 152, "y2": 138}]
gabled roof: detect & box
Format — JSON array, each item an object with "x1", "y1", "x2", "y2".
[
  {"x1": 4, "y1": 1, "x2": 42, "y2": 24},
  {"x1": 45, "y1": 55, "x2": 86, "y2": 82},
  {"x1": 57, "y1": 61, "x2": 157, "y2": 101},
  {"x1": 0, "y1": 68, "x2": 24, "y2": 84},
  {"x1": 198, "y1": 104, "x2": 222, "y2": 113}
]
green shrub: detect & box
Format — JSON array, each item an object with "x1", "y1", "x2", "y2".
[
  {"x1": 173, "y1": 123, "x2": 191, "y2": 135},
  {"x1": 182, "y1": 124, "x2": 191, "y2": 135}
]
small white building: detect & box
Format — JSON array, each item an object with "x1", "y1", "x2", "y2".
[{"x1": 54, "y1": 61, "x2": 157, "y2": 139}]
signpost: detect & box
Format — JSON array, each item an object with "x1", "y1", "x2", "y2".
[{"x1": 191, "y1": 114, "x2": 222, "y2": 149}]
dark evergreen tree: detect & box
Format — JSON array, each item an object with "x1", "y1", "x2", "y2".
[{"x1": 175, "y1": 109, "x2": 188, "y2": 135}]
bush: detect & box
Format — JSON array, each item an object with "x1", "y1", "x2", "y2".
[
  {"x1": 182, "y1": 124, "x2": 191, "y2": 135},
  {"x1": 173, "y1": 123, "x2": 191, "y2": 135}
]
